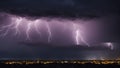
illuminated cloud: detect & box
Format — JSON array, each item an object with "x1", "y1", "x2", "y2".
[{"x1": 0, "y1": 13, "x2": 93, "y2": 46}]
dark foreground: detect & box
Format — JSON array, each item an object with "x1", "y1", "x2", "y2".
[
  {"x1": 0, "y1": 60, "x2": 120, "y2": 68},
  {"x1": 0, "y1": 64, "x2": 120, "y2": 68}
]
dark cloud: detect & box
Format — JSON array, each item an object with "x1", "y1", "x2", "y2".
[
  {"x1": 0, "y1": 0, "x2": 119, "y2": 18},
  {"x1": 0, "y1": 41, "x2": 117, "y2": 60}
]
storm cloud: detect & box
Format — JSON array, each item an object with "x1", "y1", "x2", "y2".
[{"x1": 0, "y1": 0, "x2": 120, "y2": 60}]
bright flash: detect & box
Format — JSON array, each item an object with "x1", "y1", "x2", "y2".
[
  {"x1": 0, "y1": 16, "x2": 52, "y2": 43},
  {"x1": 104, "y1": 42, "x2": 114, "y2": 50},
  {"x1": 0, "y1": 13, "x2": 91, "y2": 46},
  {"x1": 106, "y1": 42, "x2": 114, "y2": 50},
  {"x1": 73, "y1": 23, "x2": 89, "y2": 46}
]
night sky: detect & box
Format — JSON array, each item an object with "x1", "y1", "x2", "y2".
[{"x1": 0, "y1": 0, "x2": 120, "y2": 60}]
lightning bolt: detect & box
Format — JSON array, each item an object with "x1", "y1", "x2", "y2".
[
  {"x1": 26, "y1": 23, "x2": 32, "y2": 40},
  {"x1": 34, "y1": 20, "x2": 41, "y2": 36},
  {"x1": 0, "y1": 28, "x2": 10, "y2": 37},
  {"x1": 0, "y1": 21, "x2": 15, "y2": 37},
  {"x1": 0, "y1": 17, "x2": 22, "y2": 37},
  {"x1": 13, "y1": 17, "x2": 22, "y2": 35},
  {"x1": 0, "y1": 14, "x2": 91, "y2": 46},
  {"x1": 0, "y1": 16, "x2": 53, "y2": 42},
  {"x1": 105, "y1": 42, "x2": 114, "y2": 50},
  {"x1": 45, "y1": 22, "x2": 52, "y2": 43},
  {"x1": 73, "y1": 23, "x2": 89, "y2": 46},
  {"x1": 76, "y1": 29, "x2": 80, "y2": 45}
]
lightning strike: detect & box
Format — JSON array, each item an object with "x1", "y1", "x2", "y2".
[
  {"x1": 13, "y1": 18, "x2": 22, "y2": 35},
  {"x1": 73, "y1": 23, "x2": 89, "y2": 46},
  {"x1": 76, "y1": 29, "x2": 79, "y2": 45},
  {"x1": 46, "y1": 23, "x2": 52, "y2": 43},
  {"x1": 34, "y1": 20, "x2": 41, "y2": 36},
  {"x1": 105, "y1": 42, "x2": 114, "y2": 50},
  {"x1": 26, "y1": 23, "x2": 32, "y2": 40},
  {"x1": 0, "y1": 15, "x2": 53, "y2": 42},
  {"x1": 0, "y1": 13, "x2": 91, "y2": 45},
  {"x1": 0, "y1": 21, "x2": 15, "y2": 37}
]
